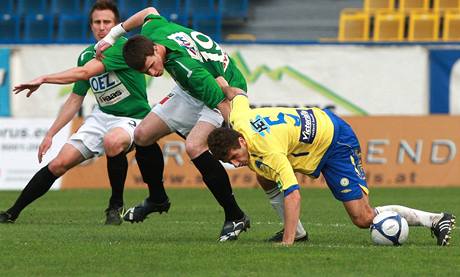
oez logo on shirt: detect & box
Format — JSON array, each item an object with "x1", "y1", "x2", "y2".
[
  {"x1": 89, "y1": 72, "x2": 130, "y2": 107},
  {"x1": 90, "y1": 72, "x2": 117, "y2": 92}
]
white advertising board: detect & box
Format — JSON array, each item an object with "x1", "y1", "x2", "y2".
[
  {"x1": 0, "y1": 118, "x2": 71, "y2": 190},
  {"x1": 9, "y1": 44, "x2": 428, "y2": 117}
]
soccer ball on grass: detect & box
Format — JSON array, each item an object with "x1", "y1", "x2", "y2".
[{"x1": 370, "y1": 211, "x2": 409, "y2": 246}]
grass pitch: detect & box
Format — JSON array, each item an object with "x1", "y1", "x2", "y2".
[{"x1": 0, "y1": 187, "x2": 459, "y2": 276}]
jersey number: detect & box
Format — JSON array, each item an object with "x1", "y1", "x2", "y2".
[{"x1": 167, "y1": 31, "x2": 224, "y2": 63}]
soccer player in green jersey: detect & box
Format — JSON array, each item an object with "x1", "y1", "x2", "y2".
[
  {"x1": 207, "y1": 86, "x2": 456, "y2": 246},
  {"x1": 95, "y1": 7, "x2": 308, "y2": 241},
  {"x1": 0, "y1": 0, "x2": 168, "y2": 226}
]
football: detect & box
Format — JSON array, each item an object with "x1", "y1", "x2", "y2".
[{"x1": 370, "y1": 211, "x2": 409, "y2": 246}]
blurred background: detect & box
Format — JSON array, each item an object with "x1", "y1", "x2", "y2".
[{"x1": 1, "y1": 0, "x2": 460, "y2": 190}]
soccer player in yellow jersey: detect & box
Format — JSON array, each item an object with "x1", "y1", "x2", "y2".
[{"x1": 207, "y1": 86, "x2": 456, "y2": 246}]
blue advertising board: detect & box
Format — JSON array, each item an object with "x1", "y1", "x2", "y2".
[
  {"x1": 429, "y1": 49, "x2": 460, "y2": 114},
  {"x1": 0, "y1": 48, "x2": 10, "y2": 116}
]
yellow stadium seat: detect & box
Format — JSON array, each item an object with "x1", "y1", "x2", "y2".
[
  {"x1": 338, "y1": 9, "x2": 371, "y2": 41},
  {"x1": 399, "y1": 0, "x2": 430, "y2": 13},
  {"x1": 373, "y1": 11, "x2": 405, "y2": 41},
  {"x1": 408, "y1": 12, "x2": 440, "y2": 41},
  {"x1": 433, "y1": 0, "x2": 460, "y2": 13},
  {"x1": 364, "y1": 0, "x2": 395, "y2": 12},
  {"x1": 443, "y1": 11, "x2": 460, "y2": 41}
]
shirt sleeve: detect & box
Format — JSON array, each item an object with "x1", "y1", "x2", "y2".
[
  {"x1": 71, "y1": 53, "x2": 91, "y2": 96},
  {"x1": 264, "y1": 153, "x2": 299, "y2": 194},
  {"x1": 229, "y1": 94, "x2": 251, "y2": 124}
]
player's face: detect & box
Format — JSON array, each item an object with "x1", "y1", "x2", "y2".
[
  {"x1": 90, "y1": 9, "x2": 117, "y2": 41},
  {"x1": 143, "y1": 53, "x2": 165, "y2": 77},
  {"x1": 227, "y1": 137, "x2": 249, "y2": 168}
]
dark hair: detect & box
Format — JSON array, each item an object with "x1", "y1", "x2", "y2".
[
  {"x1": 123, "y1": 35, "x2": 155, "y2": 71},
  {"x1": 89, "y1": 0, "x2": 120, "y2": 24},
  {"x1": 207, "y1": 127, "x2": 242, "y2": 161}
]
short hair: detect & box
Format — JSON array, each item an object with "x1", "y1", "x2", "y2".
[
  {"x1": 207, "y1": 127, "x2": 242, "y2": 161},
  {"x1": 123, "y1": 35, "x2": 155, "y2": 71},
  {"x1": 89, "y1": 0, "x2": 120, "y2": 24}
]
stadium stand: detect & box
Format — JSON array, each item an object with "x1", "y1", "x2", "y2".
[
  {"x1": 338, "y1": 9, "x2": 370, "y2": 41},
  {"x1": 220, "y1": 0, "x2": 249, "y2": 20},
  {"x1": 17, "y1": 0, "x2": 48, "y2": 16},
  {"x1": 0, "y1": 0, "x2": 14, "y2": 15},
  {"x1": 443, "y1": 10, "x2": 460, "y2": 40},
  {"x1": 23, "y1": 15, "x2": 54, "y2": 43},
  {"x1": 3, "y1": 0, "x2": 460, "y2": 43},
  {"x1": 399, "y1": 0, "x2": 430, "y2": 13},
  {"x1": 56, "y1": 15, "x2": 89, "y2": 43},
  {"x1": 0, "y1": 14, "x2": 20, "y2": 43},
  {"x1": 364, "y1": 0, "x2": 395, "y2": 12},
  {"x1": 373, "y1": 11, "x2": 405, "y2": 41},
  {"x1": 408, "y1": 11, "x2": 440, "y2": 41},
  {"x1": 152, "y1": 0, "x2": 189, "y2": 25},
  {"x1": 118, "y1": 0, "x2": 149, "y2": 19},
  {"x1": 433, "y1": 0, "x2": 460, "y2": 12},
  {"x1": 50, "y1": 0, "x2": 81, "y2": 15}
]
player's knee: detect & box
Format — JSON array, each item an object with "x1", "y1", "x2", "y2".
[
  {"x1": 103, "y1": 135, "x2": 128, "y2": 157},
  {"x1": 48, "y1": 158, "x2": 70, "y2": 176},
  {"x1": 134, "y1": 127, "x2": 151, "y2": 146},
  {"x1": 185, "y1": 140, "x2": 206, "y2": 158}
]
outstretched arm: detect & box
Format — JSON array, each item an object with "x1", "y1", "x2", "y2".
[
  {"x1": 38, "y1": 93, "x2": 84, "y2": 163},
  {"x1": 95, "y1": 7, "x2": 159, "y2": 57},
  {"x1": 13, "y1": 59, "x2": 105, "y2": 97}
]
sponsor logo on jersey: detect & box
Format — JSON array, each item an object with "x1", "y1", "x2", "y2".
[
  {"x1": 250, "y1": 115, "x2": 270, "y2": 137},
  {"x1": 296, "y1": 109, "x2": 317, "y2": 144},
  {"x1": 168, "y1": 32, "x2": 202, "y2": 62},
  {"x1": 91, "y1": 72, "x2": 131, "y2": 107}
]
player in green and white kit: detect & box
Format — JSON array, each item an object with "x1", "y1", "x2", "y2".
[
  {"x1": 0, "y1": 1, "x2": 168, "y2": 226},
  {"x1": 96, "y1": 7, "x2": 307, "y2": 241}
]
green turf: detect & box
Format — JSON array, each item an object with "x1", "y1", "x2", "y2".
[{"x1": 0, "y1": 188, "x2": 459, "y2": 276}]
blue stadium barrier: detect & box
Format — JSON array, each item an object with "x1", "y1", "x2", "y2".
[
  {"x1": 17, "y1": 0, "x2": 48, "y2": 16},
  {"x1": 220, "y1": 0, "x2": 248, "y2": 19},
  {"x1": 118, "y1": 0, "x2": 149, "y2": 20},
  {"x1": 56, "y1": 15, "x2": 89, "y2": 43},
  {"x1": 50, "y1": 0, "x2": 81, "y2": 15},
  {"x1": 23, "y1": 15, "x2": 54, "y2": 43},
  {"x1": 152, "y1": 0, "x2": 189, "y2": 26},
  {"x1": 0, "y1": 0, "x2": 15, "y2": 15},
  {"x1": 0, "y1": 15, "x2": 20, "y2": 43},
  {"x1": 192, "y1": 13, "x2": 222, "y2": 42},
  {"x1": 0, "y1": 49, "x2": 10, "y2": 116}
]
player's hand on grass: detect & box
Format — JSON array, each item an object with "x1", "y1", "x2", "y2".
[
  {"x1": 38, "y1": 135, "x2": 52, "y2": 163},
  {"x1": 13, "y1": 77, "x2": 44, "y2": 97}
]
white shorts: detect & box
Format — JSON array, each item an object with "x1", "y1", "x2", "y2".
[
  {"x1": 152, "y1": 85, "x2": 224, "y2": 137},
  {"x1": 68, "y1": 106, "x2": 141, "y2": 159}
]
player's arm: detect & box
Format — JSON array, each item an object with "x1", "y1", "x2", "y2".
[
  {"x1": 95, "y1": 7, "x2": 159, "y2": 57},
  {"x1": 13, "y1": 59, "x2": 105, "y2": 97},
  {"x1": 38, "y1": 93, "x2": 84, "y2": 163},
  {"x1": 265, "y1": 154, "x2": 301, "y2": 245}
]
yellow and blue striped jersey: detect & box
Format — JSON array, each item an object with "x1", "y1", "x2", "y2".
[{"x1": 229, "y1": 95, "x2": 335, "y2": 192}]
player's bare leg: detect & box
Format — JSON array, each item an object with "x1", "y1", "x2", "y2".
[
  {"x1": 256, "y1": 175, "x2": 308, "y2": 242},
  {"x1": 342, "y1": 194, "x2": 376, "y2": 228},
  {"x1": 188, "y1": 121, "x2": 249, "y2": 241}
]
